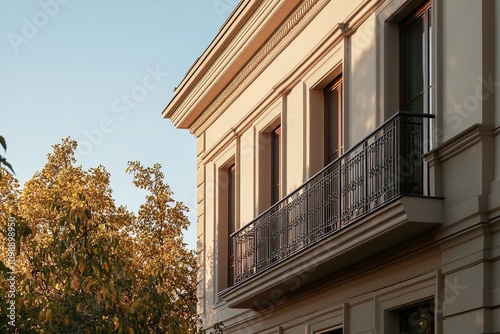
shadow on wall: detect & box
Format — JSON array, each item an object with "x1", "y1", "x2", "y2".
[{"x1": 345, "y1": 17, "x2": 377, "y2": 150}]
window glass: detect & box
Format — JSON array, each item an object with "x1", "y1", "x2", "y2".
[
  {"x1": 271, "y1": 125, "x2": 281, "y2": 204},
  {"x1": 403, "y1": 16, "x2": 424, "y2": 111},
  {"x1": 399, "y1": 301, "x2": 435, "y2": 334},
  {"x1": 401, "y1": 2, "x2": 431, "y2": 113},
  {"x1": 325, "y1": 76, "x2": 343, "y2": 164},
  {"x1": 228, "y1": 164, "x2": 236, "y2": 286}
]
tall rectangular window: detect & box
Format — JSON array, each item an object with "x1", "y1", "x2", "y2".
[
  {"x1": 325, "y1": 75, "x2": 343, "y2": 164},
  {"x1": 227, "y1": 164, "x2": 236, "y2": 286},
  {"x1": 400, "y1": 1, "x2": 433, "y2": 193},
  {"x1": 271, "y1": 125, "x2": 281, "y2": 204},
  {"x1": 401, "y1": 1, "x2": 432, "y2": 114}
]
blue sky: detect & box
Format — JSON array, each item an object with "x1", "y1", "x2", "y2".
[{"x1": 0, "y1": 0, "x2": 238, "y2": 249}]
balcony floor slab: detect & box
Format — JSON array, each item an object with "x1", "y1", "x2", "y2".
[{"x1": 219, "y1": 195, "x2": 444, "y2": 308}]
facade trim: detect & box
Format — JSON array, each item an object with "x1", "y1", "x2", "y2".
[
  {"x1": 425, "y1": 123, "x2": 494, "y2": 165},
  {"x1": 191, "y1": 0, "x2": 324, "y2": 135}
]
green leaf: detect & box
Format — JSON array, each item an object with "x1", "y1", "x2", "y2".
[
  {"x1": 22, "y1": 225, "x2": 33, "y2": 239},
  {"x1": 0, "y1": 156, "x2": 15, "y2": 175},
  {"x1": 0, "y1": 313, "x2": 8, "y2": 329},
  {"x1": 0, "y1": 135, "x2": 6, "y2": 151},
  {"x1": 0, "y1": 260, "x2": 10, "y2": 273}
]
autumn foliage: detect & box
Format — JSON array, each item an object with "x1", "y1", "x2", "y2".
[{"x1": 0, "y1": 138, "x2": 199, "y2": 333}]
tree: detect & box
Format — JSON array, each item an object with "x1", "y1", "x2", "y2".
[
  {"x1": 125, "y1": 161, "x2": 198, "y2": 332},
  {"x1": 0, "y1": 138, "x2": 199, "y2": 333}
]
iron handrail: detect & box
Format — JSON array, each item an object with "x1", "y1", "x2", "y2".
[
  {"x1": 231, "y1": 111, "x2": 434, "y2": 237},
  {"x1": 231, "y1": 111, "x2": 434, "y2": 285}
]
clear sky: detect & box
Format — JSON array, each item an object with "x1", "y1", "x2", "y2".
[{"x1": 0, "y1": 0, "x2": 238, "y2": 250}]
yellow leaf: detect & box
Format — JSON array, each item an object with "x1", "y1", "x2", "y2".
[
  {"x1": 111, "y1": 285, "x2": 117, "y2": 302},
  {"x1": 45, "y1": 309, "x2": 52, "y2": 322},
  {"x1": 82, "y1": 276, "x2": 92, "y2": 292},
  {"x1": 62, "y1": 247, "x2": 72, "y2": 259},
  {"x1": 128, "y1": 327, "x2": 135, "y2": 334},
  {"x1": 130, "y1": 298, "x2": 141, "y2": 313},
  {"x1": 71, "y1": 275, "x2": 80, "y2": 290},
  {"x1": 78, "y1": 259, "x2": 86, "y2": 273},
  {"x1": 101, "y1": 286, "x2": 107, "y2": 300},
  {"x1": 120, "y1": 303, "x2": 131, "y2": 314}
]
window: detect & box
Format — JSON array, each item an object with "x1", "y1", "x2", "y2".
[
  {"x1": 399, "y1": 1, "x2": 433, "y2": 193},
  {"x1": 399, "y1": 300, "x2": 435, "y2": 334},
  {"x1": 227, "y1": 164, "x2": 236, "y2": 287},
  {"x1": 257, "y1": 116, "x2": 281, "y2": 214},
  {"x1": 320, "y1": 75, "x2": 343, "y2": 236},
  {"x1": 324, "y1": 75, "x2": 343, "y2": 164},
  {"x1": 271, "y1": 125, "x2": 281, "y2": 204},
  {"x1": 401, "y1": 1, "x2": 432, "y2": 114},
  {"x1": 270, "y1": 124, "x2": 282, "y2": 263},
  {"x1": 217, "y1": 159, "x2": 236, "y2": 292}
]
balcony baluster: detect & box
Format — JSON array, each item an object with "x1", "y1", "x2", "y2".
[{"x1": 232, "y1": 112, "x2": 434, "y2": 286}]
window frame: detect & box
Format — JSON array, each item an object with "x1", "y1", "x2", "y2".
[
  {"x1": 303, "y1": 42, "x2": 343, "y2": 178},
  {"x1": 324, "y1": 74, "x2": 344, "y2": 165},
  {"x1": 397, "y1": 299, "x2": 435, "y2": 334},
  {"x1": 216, "y1": 155, "x2": 237, "y2": 293},
  {"x1": 399, "y1": 1, "x2": 432, "y2": 114},
  {"x1": 257, "y1": 112, "x2": 282, "y2": 215},
  {"x1": 271, "y1": 124, "x2": 282, "y2": 205},
  {"x1": 227, "y1": 163, "x2": 236, "y2": 287}
]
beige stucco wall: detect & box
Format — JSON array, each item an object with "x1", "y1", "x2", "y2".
[
  {"x1": 347, "y1": 13, "x2": 377, "y2": 149},
  {"x1": 239, "y1": 127, "x2": 256, "y2": 224},
  {"x1": 285, "y1": 84, "x2": 305, "y2": 194},
  {"x1": 186, "y1": 0, "x2": 500, "y2": 332},
  {"x1": 440, "y1": 0, "x2": 490, "y2": 143}
]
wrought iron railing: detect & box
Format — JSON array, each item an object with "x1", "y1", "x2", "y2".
[{"x1": 231, "y1": 112, "x2": 434, "y2": 286}]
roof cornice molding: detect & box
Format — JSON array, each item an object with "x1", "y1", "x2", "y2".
[
  {"x1": 190, "y1": 0, "x2": 324, "y2": 136},
  {"x1": 163, "y1": 0, "x2": 326, "y2": 135},
  {"x1": 162, "y1": 0, "x2": 261, "y2": 125}
]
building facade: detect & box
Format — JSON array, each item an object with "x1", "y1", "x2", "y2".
[{"x1": 164, "y1": 0, "x2": 500, "y2": 333}]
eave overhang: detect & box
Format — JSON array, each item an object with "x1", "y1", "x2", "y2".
[{"x1": 162, "y1": 0, "x2": 302, "y2": 132}]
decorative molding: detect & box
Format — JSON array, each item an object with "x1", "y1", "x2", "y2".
[
  {"x1": 494, "y1": 125, "x2": 500, "y2": 136},
  {"x1": 424, "y1": 124, "x2": 494, "y2": 165},
  {"x1": 191, "y1": 0, "x2": 322, "y2": 134}
]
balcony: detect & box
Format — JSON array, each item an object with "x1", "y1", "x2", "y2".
[{"x1": 220, "y1": 112, "x2": 443, "y2": 308}]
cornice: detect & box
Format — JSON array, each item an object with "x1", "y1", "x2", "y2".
[
  {"x1": 194, "y1": 0, "x2": 383, "y2": 163},
  {"x1": 162, "y1": 0, "x2": 261, "y2": 126},
  {"x1": 191, "y1": 0, "x2": 324, "y2": 136},
  {"x1": 272, "y1": 0, "x2": 383, "y2": 95},
  {"x1": 424, "y1": 123, "x2": 494, "y2": 165}
]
